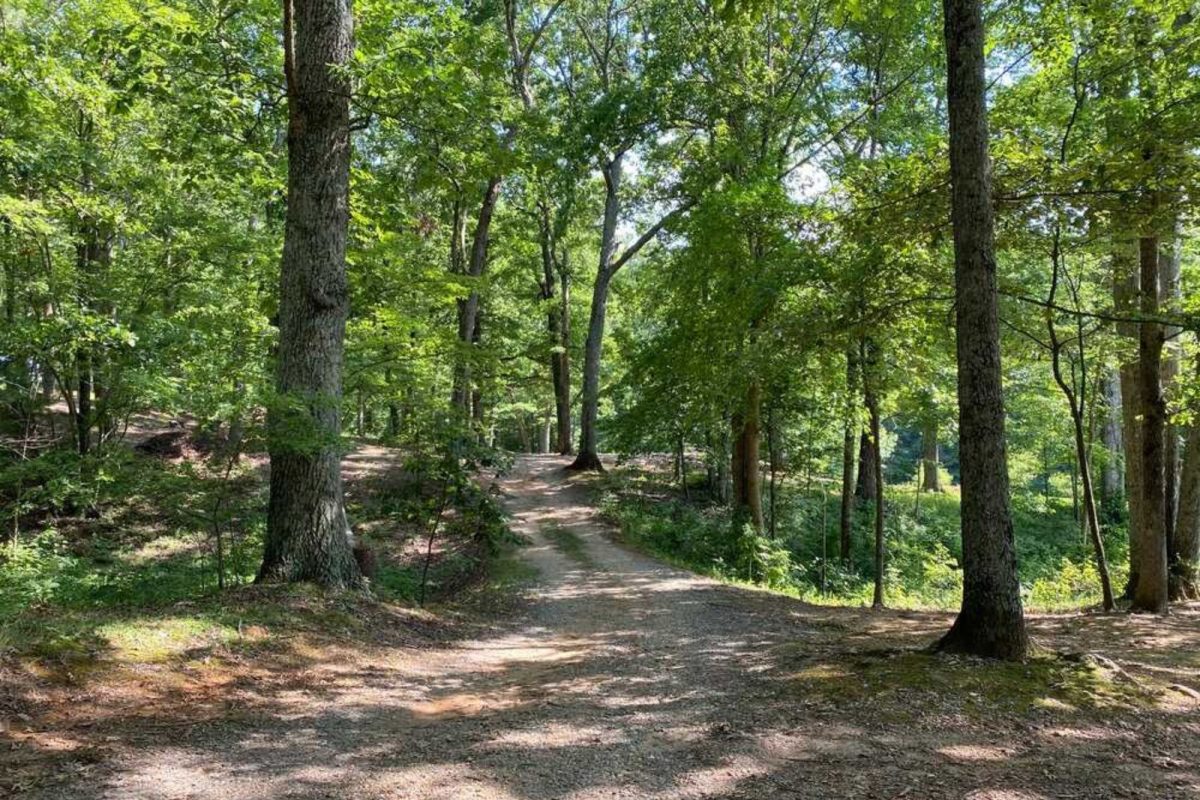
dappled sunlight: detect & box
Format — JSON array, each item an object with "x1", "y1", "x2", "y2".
[
  {"x1": 10, "y1": 455, "x2": 1199, "y2": 799},
  {"x1": 406, "y1": 690, "x2": 525, "y2": 719},
  {"x1": 1037, "y1": 725, "x2": 1134, "y2": 742},
  {"x1": 937, "y1": 744, "x2": 1015, "y2": 762},
  {"x1": 484, "y1": 722, "x2": 628, "y2": 750}
]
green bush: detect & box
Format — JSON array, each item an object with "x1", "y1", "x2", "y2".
[
  {"x1": 0, "y1": 528, "x2": 89, "y2": 617},
  {"x1": 601, "y1": 468, "x2": 1127, "y2": 611}
]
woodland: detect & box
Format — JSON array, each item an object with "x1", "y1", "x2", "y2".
[{"x1": 2, "y1": 0, "x2": 1200, "y2": 797}]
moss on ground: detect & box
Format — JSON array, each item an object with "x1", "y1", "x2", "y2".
[
  {"x1": 544, "y1": 524, "x2": 594, "y2": 566},
  {"x1": 785, "y1": 648, "x2": 1160, "y2": 722}
]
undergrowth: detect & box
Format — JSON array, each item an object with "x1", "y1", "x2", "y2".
[
  {"x1": 0, "y1": 439, "x2": 520, "y2": 669},
  {"x1": 596, "y1": 464, "x2": 1129, "y2": 612}
]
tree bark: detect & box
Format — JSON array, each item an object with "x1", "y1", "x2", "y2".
[
  {"x1": 1114, "y1": 240, "x2": 1144, "y2": 597},
  {"x1": 1047, "y1": 233, "x2": 1115, "y2": 611},
  {"x1": 937, "y1": 0, "x2": 1028, "y2": 659},
  {"x1": 921, "y1": 418, "x2": 940, "y2": 492},
  {"x1": 386, "y1": 369, "x2": 400, "y2": 438},
  {"x1": 731, "y1": 381, "x2": 764, "y2": 532},
  {"x1": 258, "y1": 0, "x2": 361, "y2": 589},
  {"x1": 539, "y1": 204, "x2": 573, "y2": 455},
  {"x1": 767, "y1": 404, "x2": 781, "y2": 537},
  {"x1": 452, "y1": 179, "x2": 501, "y2": 413},
  {"x1": 556, "y1": 266, "x2": 572, "y2": 453},
  {"x1": 1100, "y1": 371, "x2": 1123, "y2": 508},
  {"x1": 76, "y1": 350, "x2": 92, "y2": 456},
  {"x1": 1132, "y1": 235, "x2": 1168, "y2": 613},
  {"x1": 867, "y1": 365, "x2": 885, "y2": 609},
  {"x1": 1160, "y1": 229, "x2": 1182, "y2": 584},
  {"x1": 570, "y1": 154, "x2": 624, "y2": 471},
  {"x1": 1173, "y1": 418, "x2": 1200, "y2": 600},
  {"x1": 854, "y1": 430, "x2": 877, "y2": 502},
  {"x1": 839, "y1": 350, "x2": 857, "y2": 562}
]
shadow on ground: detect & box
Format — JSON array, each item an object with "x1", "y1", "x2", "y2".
[{"x1": 4, "y1": 455, "x2": 1199, "y2": 799}]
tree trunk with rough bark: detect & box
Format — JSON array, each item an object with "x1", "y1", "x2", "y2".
[
  {"x1": 258, "y1": 0, "x2": 361, "y2": 589},
  {"x1": 1101, "y1": 371, "x2": 1123, "y2": 508},
  {"x1": 1115, "y1": 241, "x2": 1144, "y2": 596},
  {"x1": 867, "y1": 368, "x2": 884, "y2": 609},
  {"x1": 855, "y1": 430, "x2": 876, "y2": 502},
  {"x1": 76, "y1": 350, "x2": 91, "y2": 456},
  {"x1": 1047, "y1": 233, "x2": 1115, "y2": 611},
  {"x1": 1132, "y1": 235, "x2": 1168, "y2": 613},
  {"x1": 921, "y1": 418, "x2": 940, "y2": 492},
  {"x1": 839, "y1": 350, "x2": 858, "y2": 562},
  {"x1": 539, "y1": 205, "x2": 573, "y2": 455},
  {"x1": 1160, "y1": 229, "x2": 1182, "y2": 585},
  {"x1": 937, "y1": 0, "x2": 1028, "y2": 659},
  {"x1": 731, "y1": 382, "x2": 763, "y2": 532},
  {"x1": 1174, "y1": 419, "x2": 1200, "y2": 600},
  {"x1": 452, "y1": 179, "x2": 501, "y2": 414},
  {"x1": 767, "y1": 406, "x2": 780, "y2": 538},
  {"x1": 570, "y1": 155, "x2": 624, "y2": 471},
  {"x1": 556, "y1": 267, "x2": 572, "y2": 453}
]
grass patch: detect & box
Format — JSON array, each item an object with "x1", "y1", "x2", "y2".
[
  {"x1": 450, "y1": 537, "x2": 539, "y2": 618},
  {"x1": 0, "y1": 581, "x2": 380, "y2": 674},
  {"x1": 595, "y1": 462, "x2": 1129, "y2": 612},
  {"x1": 786, "y1": 649, "x2": 1159, "y2": 720},
  {"x1": 0, "y1": 442, "x2": 524, "y2": 674},
  {"x1": 489, "y1": 547, "x2": 540, "y2": 588},
  {"x1": 544, "y1": 524, "x2": 594, "y2": 566}
]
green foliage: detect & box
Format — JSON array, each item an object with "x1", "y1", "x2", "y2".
[
  {"x1": 601, "y1": 465, "x2": 1126, "y2": 611},
  {"x1": 0, "y1": 529, "x2": 86, "y2": 617},
  {"x1": 3, "y1": 0, "x2": 1198, "y2": 631}
]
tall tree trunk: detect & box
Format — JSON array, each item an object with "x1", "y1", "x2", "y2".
[
  {"x1": 1160, "y1": 228, "x2": 1182, "y2": 583},
  {"x1": 921, "y1": 418, "x2": 940, "y2": 492},
  {"x1": 1115, "y1": 241, "x2": 1144, "y2": 596},
  {"x1": 767, "y1": 404, "x2": 780, "y2": 538},
  {"x1": 385, "y1": 368, "x2": 400, "y2": 438},
  {"x1": 867, "y1": 366, "x2": 885, "y2": 609},
  {"x1": 711, "y1": 417, "x2": 732, "y2": 504},
  {"x1": 839, "y1": 352, "x2": 858, "y2": 563},
  {"x1": 471, "y1": 313, "x2": 485, "y2": 429},
  {"x1": 540, "y1": 206, "x2": 573, "y2": 455},
  {"x1": 258, "y1": 0, "x2": 361, "y2": 589},
  {"x1": 731, "y1": 381, "x2": 763, "y2": 532},
  {"x1": 74, "y1": 116, "x2": 97, "y2": 458},
  {"x1": 1047, "y1": 233, "x2": 1115, "y2": 611},
  {"x1": 556, "y1": 267, "x2": 572, "y2": 453},
  {"x1": 937, "y1": 0, "x2": 1028, "y2": 659},
  {"x1": 570, "y1": 154, "x2": 624, "y2": 471},
  {"x1": 1132, "y1": 235, "x2": 1168, "y2": 613},
  {"x1": 855, "y1": 430, "x2": 876, "y2": 502},
  {"x1": 1100, "y1": 371, "x2": 1123, "y2": 509},
  {"x1": 1173, "y1": 418, "x2": 1200, "y2": 600},
  {"x1": 76, "y1": 350, "x2": 91, "y2": 456},
  {"x1": 538, "y1": 408, "x2": 551, "y2": 453},
  {"x1": 452, "y1": 179, "x2": 501, "y2": 413},
  {"x1": 855, "y1": 339, "x2": 878, "y2": 503}
]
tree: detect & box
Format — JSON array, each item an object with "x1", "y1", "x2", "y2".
[
  {"x1": 839, "y1": 349, "x2": 858, "y2": 562},
  {"x1": 936, "y1": 0, "x2": 1028, "y2": 659},
  {"x1": 564, "y1": 0, "x2": 695, "y2": 471},
  {"x1": 257, "y1": 0, "x2": 361, "y2": 588},
  {"x1": 1046, "y1": 229, "x2": 1115, "y2": 611},
  {"x1": 1131, "y1": 233, "x2": 1168, "y2": 612},
  {"x1": 863, "y1": 340, "x2": 885, "y2": 608},
  {"x1": 1174, "y1": 372, "x2": 1200, "y2": 599}
]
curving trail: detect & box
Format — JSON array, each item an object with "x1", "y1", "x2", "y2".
[{"x1": 22, "y1": 455, "x2": 1200, "y2": 800}]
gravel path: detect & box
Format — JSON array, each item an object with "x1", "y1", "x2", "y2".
[{"x1": 24, "y1": 455, "x2": 1200, "y2": 799}]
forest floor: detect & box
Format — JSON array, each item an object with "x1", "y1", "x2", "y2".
[{"x1": 4, "y1": 453, "x2": 1200, "y2": 799}]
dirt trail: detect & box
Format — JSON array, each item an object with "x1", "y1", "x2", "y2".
[{"x1": 18, "y1": 455, "x2": 1200, "y2": 799}]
